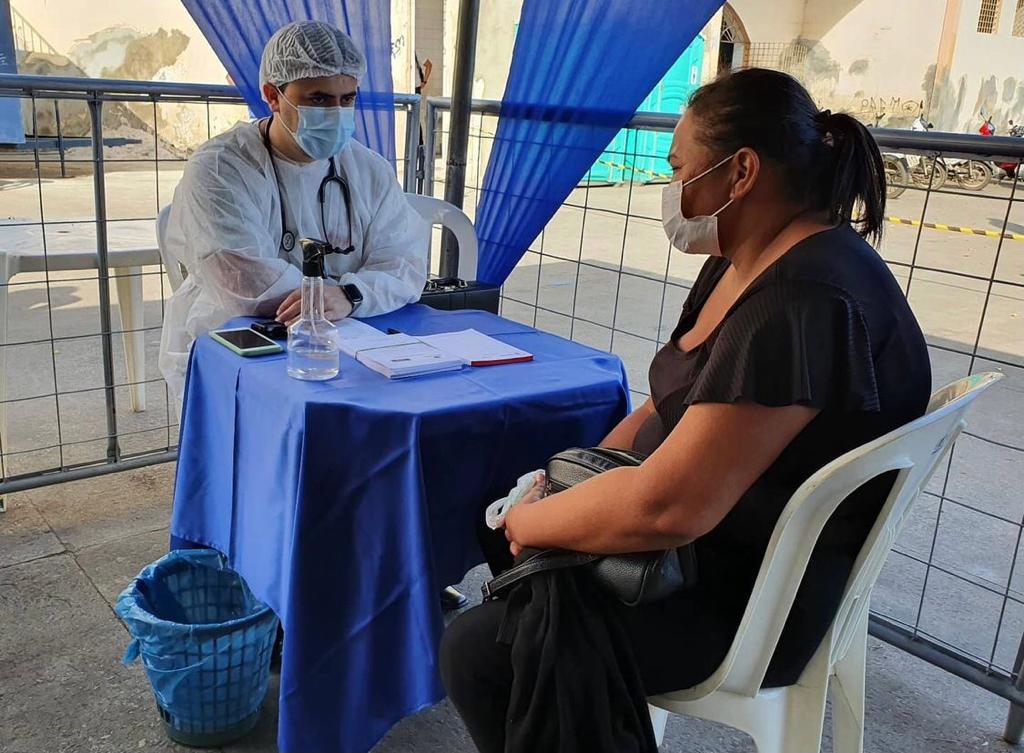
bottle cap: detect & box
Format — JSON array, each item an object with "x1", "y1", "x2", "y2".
[{"x1": 299, "y1": 238, "x2": 330, "y2": 278}]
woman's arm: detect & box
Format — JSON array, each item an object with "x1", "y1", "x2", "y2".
[
  {"x1": 599, "y1": 398, "x2": 655, "y2": 450},
  {"x1": 505, "y1": 400, "x2": 818, "y2": 555}
]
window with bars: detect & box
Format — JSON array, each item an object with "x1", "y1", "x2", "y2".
[
  {"x1": 1013, "y1": 0, "x2": 1024, "y2": 36},
  {"x1": 978, "y1": 0, "x2": 1002, "y2": 33}
]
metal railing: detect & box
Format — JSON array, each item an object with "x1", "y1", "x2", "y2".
[
  {"x1": 1, "y1": 72, "x2": 1023, "y2": 741},
  {"x1": 8, "y1": 5, "x2": 60, "y2": 57},
  {"x1": 422, "y1": 95, "x2": 1024, "y2": 738},
  {"x1": 0, "y1": 74, "x2": 420, "y2": 502}
]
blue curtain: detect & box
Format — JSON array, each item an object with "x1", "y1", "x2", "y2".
[
  {"x1": 0, "y1": 0, "x2": 23, "y2": 144},
  {"x1": 181, "y1": 1, "x2": 395, "y2": 163},
  {"x1": 474, "y1": 0, "x2": 723, "y2": 284}
]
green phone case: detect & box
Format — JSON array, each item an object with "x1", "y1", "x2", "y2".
[{"x1": 209, "y1": 329, "x2": 284, "y2": 357}]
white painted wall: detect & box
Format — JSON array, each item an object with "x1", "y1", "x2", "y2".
[
  {"x1": 729, "y1": 0, "x2": 806, "y2": 41},
  {"x1": 17, "y1": 0, "x2": 421, "y2": 151},
  {"x1": 942, "y1": 0, "x2": 1024, "y2": 131},
  {"x1": 414, "y1": 0, "x2": 444, "y2": 98},
  {"x1": 805, "y1": 0, "x2": 944, "y2": 125},
  {"x1": 726, "y1": 0, "x2": 1022, "y2": 131},
  {"x1": 440, "y1": 0, "x2": 522, "y2": 192},
  {"x1": 442, "y1": 0, "x2": 521, "y2": 102},
  {"x1": 20, "y1": 0, "x2": 228, "y2": 83}
]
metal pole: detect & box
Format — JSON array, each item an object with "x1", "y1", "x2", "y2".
[
  {"x1": 54, "y1": 99, "x2": 66, "y2": 178},
  {"x1": 0, "y1": 450, "x2": 178, "y2": 496},
  {"x1": 87, "y1": 96, "x2": 121, "y2": 463},
  {"x1": 1003, "y1": 632, "x2": 1024, "y2": 742},
  {"x1": 403, "y1": 99, "x2": 421, "y2": 194},
  {"x1": 0, "y1": 72, "x2": 240, "y2": 99},
  {"x1": 423, "y1": 99, "x2": 439, "y2": 198},
  {"x1": 869, "y1": 616, "x2": 1024, "y2": 707},
  {"x1": 440, "y1": 0, "x2": 480, "y2": 278}
]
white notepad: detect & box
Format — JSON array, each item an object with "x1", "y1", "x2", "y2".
[
  {"x1": 334, "y1": 321, "x2": 463, "y2": 378},
  {"x1": 352, "y1": 340, "x2": 465, "y2": 379},
  {"x1": 418, "y1": 330, "x2": 533, "y2": 367},
  {"x1": 332, "y1": 322, "x2": 532, "y2": 378}
]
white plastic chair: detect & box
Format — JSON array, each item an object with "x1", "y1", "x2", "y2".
[
  {"x1": 647, "y1": 372, "x2": 1003, "y2": 753},
  {"x1": 404, "y1": 193, "x2": 479, "y2": 281},
  {"x1": 156, "y1": 206, "x2": 186, "y2": 292}
]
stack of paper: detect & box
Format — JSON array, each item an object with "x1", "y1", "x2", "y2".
[
  {"x1": 418, "y1": 329, "x2": 533, "y2": 366},
  {"x1": 335, "y1": 321, "x2": 463, "y2": 379},
  {"x1": 332, "y1": 320, "x2": 533, "y2": 379},
  {"x1": 354, "y1": 340, "x2": 466, "y2": 379}
]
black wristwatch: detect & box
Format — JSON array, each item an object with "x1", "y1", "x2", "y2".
[{"x1": 341, "y1": 283, "x2": 363, "y2": 313}]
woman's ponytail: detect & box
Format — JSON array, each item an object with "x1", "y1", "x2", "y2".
[{"x1": 820, "y1": 111, "x2": 887, "y2": 241}]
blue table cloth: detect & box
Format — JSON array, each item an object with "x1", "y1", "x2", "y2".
[{"x1": 170, "y1": 305, "x2": 629, "y2": 753}]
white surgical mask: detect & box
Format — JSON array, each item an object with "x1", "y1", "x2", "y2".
[
  {"x1": 661, "y1": 153, "x2": 736, "y2": 256},
  {"x1": 278, "y1": 90, "x2": 357, "y2": 161}
]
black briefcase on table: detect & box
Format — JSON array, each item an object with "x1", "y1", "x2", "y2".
[{"x1": 419, "y1": 277, "x2": 500, "y2": 314}]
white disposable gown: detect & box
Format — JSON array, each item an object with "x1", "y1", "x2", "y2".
[{"x1": 158, "y1": 121, "x2": 429, "y2": 401}]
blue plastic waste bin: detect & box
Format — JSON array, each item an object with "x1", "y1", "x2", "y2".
[{"x1": 116, "y1": 549, "x2": 279, "y2": 747}]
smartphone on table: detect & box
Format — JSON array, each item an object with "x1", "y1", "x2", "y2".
[
  {"x1": 251, "y1": 320, "x2": 288, "y2": 340},
  {"x1": 209, "y1": 328, "x2": 284, "y2": 357}
]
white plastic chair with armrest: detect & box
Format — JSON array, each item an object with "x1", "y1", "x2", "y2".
[
  {"x1": 157, "y1": 197, "x2": 477, "y2": 294},
  {"x1": 647, "y1": 372, "x2": 1003, "y2": 753},
  {"x1": 404, "y1": 193, "x2": 478, "y2": 281}
]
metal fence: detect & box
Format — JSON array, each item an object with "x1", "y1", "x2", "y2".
[
  {"x1": 0, "y1": 74, "x2": 420, "y2": 502},
  {"x1": 8, "y1": 5, "x2": 59, "y2": 57},
  {"x1": 422, "y1": 96, "x2": 1024, "y2": 736},
  {"x1": 1, "y1": 72, "x2": 1024, "y2": 739}
]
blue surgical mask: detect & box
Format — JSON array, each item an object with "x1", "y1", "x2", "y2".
[{"x1": 278, "y1": 90, "x2": 356, "y2": 161}]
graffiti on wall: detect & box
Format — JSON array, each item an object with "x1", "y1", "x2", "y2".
[
  {"x1": 855, "y1": 96, "x2": 922, "y2": 118},
  {"x1": 391, "y1": 34, "x2": 405, "y2": 60}
]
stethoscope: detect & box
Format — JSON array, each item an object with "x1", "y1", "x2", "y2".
[{"x1": 260, "y1": 115, "x2": 356, "y2": 257}]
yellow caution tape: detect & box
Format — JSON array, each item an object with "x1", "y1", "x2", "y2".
[
  {"x1": 592, "y1": 158, "x2": 672, "y2": 181},
  {"x1": 887, "y1": 216, "x2": 1023, "y2": 241}
]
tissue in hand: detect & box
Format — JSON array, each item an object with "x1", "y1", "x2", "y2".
[{"x1": 485, "y1": 470, "x2": 545, "y2": 530}]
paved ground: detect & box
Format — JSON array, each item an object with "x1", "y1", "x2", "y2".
[
  {"x1": 1, "y1": 164, "x2": 1023, "y2": 751},
  {"x1": 1, "y1": 466, "x2": 1023, "y2": 753}
]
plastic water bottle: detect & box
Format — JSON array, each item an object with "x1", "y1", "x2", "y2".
[{"x1": 287, "y1": 240, "x2": 340, "y2": 381}]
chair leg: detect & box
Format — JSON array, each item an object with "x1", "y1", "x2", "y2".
[
  {"x1": 830, "y1": 614, "x2": 868, "y2": 753},
  {"x1": 735, "y1": 690, "x2": 826, "y2": 753},
  {"x1": 648, "y1": 704, "x2": 668, "y2": 749},
  {"x1": 113, "y1": 266, "x2": 146, "y2": 412}
]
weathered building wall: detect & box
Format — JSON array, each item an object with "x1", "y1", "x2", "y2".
[{"x1": 723, "y1": 0, "x2": 1024, "y2": 132}]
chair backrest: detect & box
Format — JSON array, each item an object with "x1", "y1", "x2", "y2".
[
  {"x1": 156, "y1": 205, "x2": 186, "y2": 292},
  {"x1": 404, "y1": 193, "x2": 479, "y2": 281},
  {"x1": 689, "y1": 372, "x2": 1002, "y2": 698}
]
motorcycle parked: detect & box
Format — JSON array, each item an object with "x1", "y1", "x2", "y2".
[
  {"x1": 906, "y1": 116, "x2": 948, "y2": 189},
  {"x1": 915, "y1": 115, "x2": 993, "y2": 191},
  {"x1": 994, "y1": 119, "x2": 1023, "y2": 182},
  {"x1": 869, "y1": 112, "x2": 911, "y2": 199}
]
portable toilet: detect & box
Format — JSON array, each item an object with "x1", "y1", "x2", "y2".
[{"x1": 586, "y1": 34, "x2": 704, "y2": 184}]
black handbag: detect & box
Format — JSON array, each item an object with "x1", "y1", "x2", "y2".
[
  {"x1": 482, "y1": 447, "x2": 698, "y2": 607},
  {"x1": 419, "y1": 277, "x2": 500, "y2": 314}
]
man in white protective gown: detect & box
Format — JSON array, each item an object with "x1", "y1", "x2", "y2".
[{"x1": 159, "y1": 20, "x2": 428, "y2": 402}]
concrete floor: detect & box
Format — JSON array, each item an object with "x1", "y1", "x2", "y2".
[
  {"x1": 0, "y1": 166, "x2": 1023, "y2": 751},
  {"x1": 0, "y1": 466, "x2": 1022, "y2": 752}
]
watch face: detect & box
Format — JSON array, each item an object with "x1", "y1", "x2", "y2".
[{"x1": 343, "y1": 284, "x2": 363, "y2": 306}]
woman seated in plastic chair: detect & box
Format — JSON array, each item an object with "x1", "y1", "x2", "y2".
[{"x1": 440, "y1": 68, "x2": 932, "y2": 753}]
